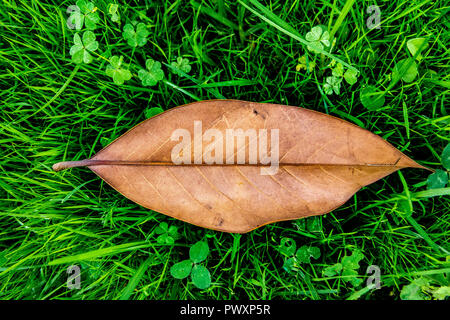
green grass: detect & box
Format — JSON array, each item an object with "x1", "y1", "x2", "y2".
[{"x1": 0, "y1": 0, "x2": 449, "y2": 300}]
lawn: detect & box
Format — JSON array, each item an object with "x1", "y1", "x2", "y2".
[{"x1": 0, "y1": 0, "x2": 449, "y2": 300}]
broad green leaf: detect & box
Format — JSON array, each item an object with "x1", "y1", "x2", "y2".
[
  {"x1": 426, "y1": 170, "x2": 448, "y2": 189},
  {"x1": 406, "y1": 38, "x2": 428, "y2": 60},
  {"x1": 441, "y1": 143, "x2": 450, "y2": 170},
  {"x1": 279, "y1": 237, "x2": 296, "y2": 256},
  {"x1": 392, "y1": 58, "x2": 418, "y2": 83},
  {"x1": 189, "y1": 241, "x2": 209, "y2": 263},
  {"x1": 170, "y1": 259, "x2": 193, "y2": 279},
  {"x1": 145, "y1": 107, "x2": 164, "y2": 118},
  {"x1": 138, "y1": 59, "x2": 165, "y2": 86},
  {"x1": 123, "y1": 23, "x2": 149, "y2": 47},
  {"x1": 157, "y1": 234, "x2": 174, "y2": 245},
  {"x1": 105, "y1": 56, "x2": 132, "y2": 85},
  {"x1": 360, "y1": 85, "x2": 385, "y2": 110},
  {"x1": 191, "y1": 264, "x2": 211, "y2": 289}
]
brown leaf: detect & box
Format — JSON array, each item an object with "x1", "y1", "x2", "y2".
[{"x1": 53, "y1": 100, "x2": 427, "y2": 233}]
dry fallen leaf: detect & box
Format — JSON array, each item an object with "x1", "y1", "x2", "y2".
[{"x1": 53, "y1": 100, "x2": 427, "y2": 233}]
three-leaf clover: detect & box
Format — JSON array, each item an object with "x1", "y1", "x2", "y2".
[
  {"x1": 122, "y1": 23, "x2": 149, "y2": 47},
  {"x1": 68, "y1": 1, "x2": 100, "y2": 30},
  {"x1": 170, "y1": 241, "x2": 211, "y2": 289},
  {"x1": 105, "y1": 55, "x2": 132, "y2": 85},
  {"x1": 305, "y1": 26, "x2": 330, "y2": 54},
  {"x1": 108, "y1": 3, "x2": 120, "y2": 23},
  {"x1": 279, "y1": 238, "x2": 321, "y2": 273},
  {"x1": 154, "y1": 222, "x2": 179, "y2": 244},
  {"x1": 323, "y1": 76, "x2": 342, "y2": 95},
  {"x1": 138, "y1": 59, "x2": 165, "y2": 86},
  {"x1": 170, "y1": 56, "x2": 192, "y2": 75},
  {"x1": 70, "y1": 31, "x2": 98, "y2": 64},
  {"x1": 322, "y1": 250, "x2": 364, "y2": 286}
]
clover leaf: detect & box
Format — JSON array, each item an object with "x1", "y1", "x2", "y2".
[
  {"x1": 123, "y1": 23, "x2": 149, "y2": 47},
  {"x1": 344, "y1": 69, "x2": 358, "y2": 85},
  {"x1": 70, "y1": 31, "x2": 98, "y2": 64},
  {"x1": 68, "y1": 1, "x2": 100, "y2": 30},
  {"x1": 427, "y1": 169, "x2": 448, "y2": 189},
  {"x1": 154, "y1": 222, "x2": 179, "y2": 244},
  {"x1": 323, "y1": 250, "x2": 364, "y2": 286},
  {"x1": 138, "y1": 59, "x2": 165, "y2": 86},
  {"x1": 170, "y1": 240, "x2": 211, "y2": 289},
  {"x1": 295, "y1": 246, "x2": 321, "y2": 264},
  {"x1": 392, "y1": 58, "x2": 418, "y2": 83},
  {"x1": 189, "y1": 241, "x2": 209, "y2": 263},
  {"x1": 441, "y1": 143, "x2": 450, "y2": 170},
  {"x1": 108, "y1": 3, "x2": 120, "y2": 23},
  {"x1": 323, "y1": 75, "x2": 342, "y2": 95},
  {"x1": 296, "y1": 55, "x2": 315, "y2": 72},
  {"x1": 305, "y1": 26, "x2": 330, "y2": 54},
  {"x1": 171, "y1": 56, "x2": 192, "y2": 75},
  {"x1": 191, "y1": 265, "x2": 211, "y2": 290},
  {"x1": 170, "y1": 260, "x2": 193, "y2": 279},
  {"x1": 105, "y1": 55, "x2": 132, "y2": 85},
  {"x1": 279, "y1": 237, "x2": 296, "y2": 256},
  {"x1": 360, "y1": 85, "x2": 385, "y2": 110},
  {"x1": 407, "y1": 38, "x2": 428, "y2": 60}
]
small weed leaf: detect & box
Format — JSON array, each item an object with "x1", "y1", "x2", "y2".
[
  {"x1": 171, "y1": 56, "x2": 192, "y2": 75},
  {"x1": 123, "y1": 23, "x2": 149, "y2": 47},
  {"x1": 392, "y1": 58, "x2": 418, "y2": 83},
  {"x1": 138, "y1": 59, "x2": 165, "y2": 86},
  {"x1": 145, "y1": 107, "x2": 164, "y2": 118},
  {"x1": 105, "y1": 55, "x2": 132, "y2": 85},
  {"x1": 108, "y1": 3, "x2": 120, "y2": 23},
  {"x1": 70, "y1": 31, "x2": 98, "y2": 64},
  {"x1": 360, "y1": 85, "x2": 385, "y2": 110},
  {"x1": 170, "y1": 259, "x2": 193, "y2": 279},
  {"x1": 155, "y1": 221, "x2": 169, "y2": 234},
  {"x1": 344, "y1": 69, "x2": 358, "y2": 85},
  {"x1": 323, "y1": 76, "x2": 342, "y2": 95},
  {"x1": 69, "y1": 1, "x2": 100, "y2": 30},
  {"x1": 191, "y1": 264, "x2": 211, "y2": 289},
  {"x1": 407, "y1": 38, "x2": 428, "y2": 60},
  {"x1": 441, "y1": 143, "x2": 450, "y2": 170},
  {"x1": 433, "y1": 286, "x2": 450, "y2": 300},
  {"x1": 305, "y1": 26, "x2": 330, "y2": 53},
  {"x1": 295, "y1": 246, "x2": 321, "y2": 264},
  {"x1": 426, "y1": 170, "x2": 448, "y2": 189},
  {"x1": 189, "y1": 241, "x2": 209, "y2": 263},
  {"x1": 279, "y1": 237, "x2": 296, "y2": 256}
]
